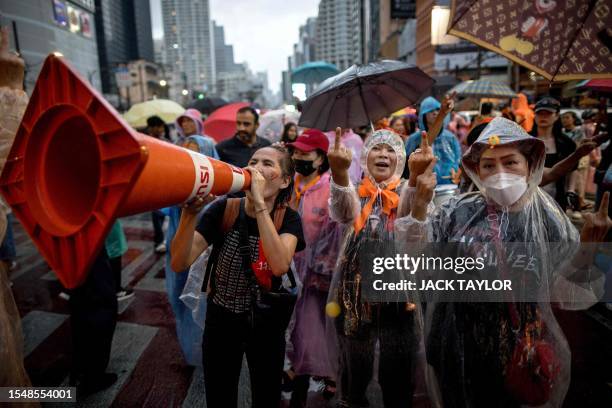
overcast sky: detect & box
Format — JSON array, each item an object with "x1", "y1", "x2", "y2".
[{"x1": 150, "y1": 0, "x2": 320, "y2": 94}]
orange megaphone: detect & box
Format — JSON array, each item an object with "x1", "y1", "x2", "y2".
[{"x1": 0, "y1": 55, "x2": 251, "y2": 289}]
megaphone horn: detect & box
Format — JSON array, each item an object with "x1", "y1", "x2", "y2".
[{"x1": 0, "y1": 55, "x2": 250, "y2": 289}]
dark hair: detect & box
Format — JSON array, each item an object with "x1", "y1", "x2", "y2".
[
  {"x1": 530, "y1": 116, "x2": 564, "y2": 138},
  {"x1": 562, "y1": 111, "x2": 581, "y2": 126},
  {"x1": 389, "y1": 116, "x2": 408, "y2": 134},
  {"x1": 582, "y1": 110, "x2": 596, "y2": 120},
  {"x1": 316, "y1": 149, "x2": 330, "y2": 174},
  {"x1": 255, "y1": 145, "x2": 295, "y2": 208},
  {"x1": 237, "y1": 106, "x2": 259, "y2": 124},
  {"x1": 280, "y1": 122, "x2": 298, "y2": 143},
  {"x1": 147, "y1": 115, "x2": 165, "y2": 127},
  {"x1": 480, "y1": 102, "x2": 493, "y2": 116}
]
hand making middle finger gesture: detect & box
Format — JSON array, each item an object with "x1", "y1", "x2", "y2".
[
  {"x1": 440, "y1": 91, "x2": 456, "y2": 115},
  {"x1": 408, "y1": 131, "x2": 435, "y2": 186},
  {"x1": 411, "y1": 156, "x2": 438, "y2": 221},
  {"x1": 581, "y1": 191, "x2": 612, "y2": 242},
  {"x1": 328, "y1": 127, "x2": 352, "y2": 174}
]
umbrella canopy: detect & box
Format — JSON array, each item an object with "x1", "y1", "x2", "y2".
[
  {"x1": 392, "y1": 106, "x2": 417, "y2": 116},
  {"x1": 188, "y1": 97, "x2": 228, "y2": 115},
  {"x1": 203, "y1": 102, "x2": 249, "y2": 142},
  {"x1": 449, "y1": 80, "x2": 517, "y2": 98},
  {"x1": 448, "y1": 0, "x2": 612, "y2": 81},
  {"x1": 257, "y1": 109, "x2": 300, "y2": 143},
  {"x1": 582, "y1": 79, "x2": 612, "y2": 93},
  {"x1": 123, "y1": 99, "x2": 184, "y2": 128},
  {"x1": 256, "y1": 108, "x2": 301, "y2": 143},
  {"x1": 291, "y1": 61, "x2": 340, "y2": 84},
  {"x1": 299, "y1": 60, "x2": 435, "y2": 131}
]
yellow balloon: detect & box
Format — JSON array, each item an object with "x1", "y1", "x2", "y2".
[{"x1": 325, "y1": 301, "x2": 341, "y2": 318}]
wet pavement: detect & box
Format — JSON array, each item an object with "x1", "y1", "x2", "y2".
[{"x1": 6, "y1": 214, "x2": 612, "y2": 407}]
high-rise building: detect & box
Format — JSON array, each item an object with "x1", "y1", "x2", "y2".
[
  {"x1": 315, "y1": 0, "x2": 362, "y2": 71},
  {"x1": 94, "y1": 0, "x2": 155, "y2": 95},
  {"x1": 161, "y1": 0, "x2": 215, "y2": 101},
  {"x1": 213, "y1": 21, "x2": 239, "y2": 75},
  {"x1": 132, "y1": 0, "x2": 154, "y2": 62},
  {"x1": 0, "y1": 0, "x2": 101, "y2": 92},
  {"x1": 367, "y1": 0, "x2": 415, "y2": 61},
  {"x1": 293, "y1": 17, "x2": 317, "y2": 68}
]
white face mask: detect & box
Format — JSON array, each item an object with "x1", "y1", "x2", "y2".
[{"x1": 482, "y1": 172, "x2": 528, "y2": 207}]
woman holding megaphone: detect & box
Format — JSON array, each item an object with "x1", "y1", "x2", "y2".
[{"x1": 171, "y1": 145, "x2": 305, "y2": 408}]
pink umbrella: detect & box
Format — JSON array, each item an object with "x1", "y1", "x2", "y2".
[
  {"x1": 583, "y1": 79, "x2": 612, "y2": 94},
  {"x1": 203, "y1": 102, "x2": 249, "y2": 142}
]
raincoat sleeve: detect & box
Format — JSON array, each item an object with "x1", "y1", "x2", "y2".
[
  {"x1": 0, "y1": 88, "x2": 28, "y2": 173},
  {"x1": 328, "y1": 179, "x2": 360, "y2": 224},
  {"x1": 550, "y1": 213, "x2": 606, "y2": 310},
  {"x1": 394, "y1": 193, "x2": 438, "y2": 243}
]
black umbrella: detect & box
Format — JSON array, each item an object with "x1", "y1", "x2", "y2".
[
  {"x1": 188, "y1": 97, "x2": 228, "y2": 115},
  {"x1": 299, "y1": 60, "x2": 434, "y2": 131}
]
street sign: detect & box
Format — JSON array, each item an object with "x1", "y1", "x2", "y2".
[{"x1": 115, "y1": 66, "x2": 132, "y2": 88}]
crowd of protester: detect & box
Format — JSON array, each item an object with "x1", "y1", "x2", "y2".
[{"x1": 2, "y1": 23, "x2": 611, "y2": 406}]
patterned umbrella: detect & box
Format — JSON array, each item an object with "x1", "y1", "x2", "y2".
[
  {"x1": 448, "y1": 0, "x2": 612, "y2": 81},
  {"x1": 449, "y1": 80, "x2": 517, "y2": 98}
]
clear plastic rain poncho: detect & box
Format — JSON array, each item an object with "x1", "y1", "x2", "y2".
[
  {"x1": 395, "y1": 117, "x2": 605, "y2": 408},
  {"x1": 327, "y1": 129, "x2": 426, "y2": 407},
  {"x1": 0, "y1": 87, "x2": 37, "y2": 402}
]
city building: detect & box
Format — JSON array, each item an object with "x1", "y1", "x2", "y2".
[
  {"x1": 0, "y1": 0, "x2": 101, "y2": 92},
  {"x1": 412, "y1": 0, "x2": 510, "y2": 96},
  {"x1": 315, "y1": 0, "x2": 362, "y2": 71},
  {"x1": 216, "y1": 63, "x2": 266, "y2": 104},
  {"x1": 398, "y1": 19, "x2": 417, "y2": 64},
  {"x1": 293, "y1": 17, "x2": 318, "y2": 68},
  {"x1": 119, "y1": 59, "x2": 168, "y2": 105},
  {"x1": 161, "y1": 0, "x2": 215, "y2": 102},
  {"x1": 153, "y1": 38, "x2": 166, "y2": 65},
  {"x1": 94, "y1": 0, "x2": 155, "y2": 97},
  {"x1": 213, "y1": 21, "x2": 240, "y2": 76},
  {"x1": 365, "y1": 0, "x2": 415, "y2": 61},
  {"x1": 132, "y1": 0, "x2": 154, "y2": 62}
]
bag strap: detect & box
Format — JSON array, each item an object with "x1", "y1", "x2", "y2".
[
  {"x1": 202, "y1": 198, "x2": 242, "y2": 294},
  {"x1": 222, "y1": 198, "x2": 241, "y2": 232},
  {"x1": 270, "y1": 204, "x2": 297, "y2": 288},
  {"x1": 237, "y1": 199, "x2": 297, "y2": 290}
]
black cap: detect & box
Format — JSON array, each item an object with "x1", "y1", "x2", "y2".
[
  {"x1": 535, "y1": 97, "x2": 561, "y2": 113},
  {"x1": 581, "y1": 110, "x2": 596, "y2": 120}
]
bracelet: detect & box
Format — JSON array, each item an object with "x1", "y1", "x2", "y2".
[{"x1": 255, "y1": 207, "x2": 268, "y2": 214}]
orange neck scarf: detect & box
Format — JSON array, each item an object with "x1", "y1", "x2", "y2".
[
  {"x1": 291, "y1": 174, "x2": 321, "y2": 209},
  {"x1": 354, "y1": 176, "x2": 400, "y2": 234}
]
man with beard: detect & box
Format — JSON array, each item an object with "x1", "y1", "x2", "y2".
[{"x1": 216, "y1": 106, "x2": 271, "y2": 167}]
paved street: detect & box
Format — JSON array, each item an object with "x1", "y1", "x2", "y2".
[{"x1": 6, "y1": 214, "x2": 612, "y2": 407}]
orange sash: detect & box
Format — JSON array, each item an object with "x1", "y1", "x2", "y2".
[
  {"x1": 291, "y1": 174, "x2": 321, "y2": 209},
  {"x1": 353, "y1": 177, "x2": 400, "y2": 234}
]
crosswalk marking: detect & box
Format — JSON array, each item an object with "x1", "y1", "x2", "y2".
[
  {"x1": 70, "y1": 322, "x2": 158, "y2": 407},
  {"x1": 21, "y1": 310, "x2": 68, "y2": 356}
]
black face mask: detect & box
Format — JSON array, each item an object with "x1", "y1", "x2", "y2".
[{"x1": 294, "y1": 159, "x2": 317, "y2": 176}]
